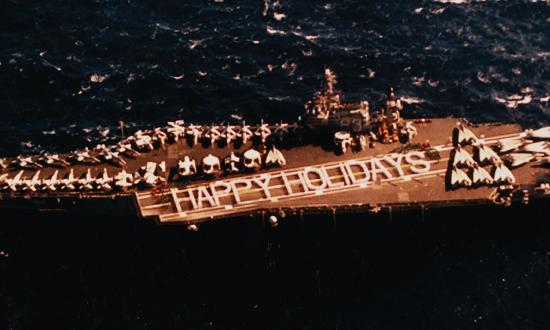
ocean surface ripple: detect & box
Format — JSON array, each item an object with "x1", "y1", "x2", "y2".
[{"x1": 1, "y1": 0, "x2": 549, "y2": 155}]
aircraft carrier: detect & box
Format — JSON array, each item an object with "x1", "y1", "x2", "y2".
[{"x1": 1, "y1": 69, "x2": 549, "y2": 230}]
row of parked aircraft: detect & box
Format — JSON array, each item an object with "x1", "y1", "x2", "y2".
[
  {"x1": 449, "y1": 124, "x2": 550, "y2": 188},
  {"x1": 0, "y1": 120, "x2": 296, "y2": 173}
]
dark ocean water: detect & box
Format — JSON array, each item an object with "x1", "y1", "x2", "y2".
[{"x1": 1, "y1": 0, "x2": 550, "y2": 329}]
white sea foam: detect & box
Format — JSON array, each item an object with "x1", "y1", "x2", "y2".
[
  {"x1": 399, "y1": 96, "x2": 425, "y2": 104},
  {"x1": 266, "y1": 26, "x2": 287, "y2": 35},
  {"x1": 273, "y1": 12, "x2": 286, "y2": 21},
  {"x1": 494, "y1": 93, "x2": 533, "y2": 109},
  {"x1": 90, "y1": 74, "x2": 108, "y2": 83}
]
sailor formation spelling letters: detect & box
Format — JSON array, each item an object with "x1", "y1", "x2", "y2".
[{"x1": 0, "y1": 70, "x2": 549, "y2": 196}]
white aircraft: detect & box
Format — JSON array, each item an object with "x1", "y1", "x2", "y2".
[
  {"x1": 23, "y1": 171, "x2": 42, "y2": 192},
  {"x1": 504, "y1": 153, "x2": 534, "y2": 168},
  {"x1": 133, "y1": 134, "x2": 154, "y2": 152},
  {"x1": 100, "y1": 150, "x2": 127, "y2": 167},
  {"x1": 450, "y1": 166, "x2": 472, "y2": 188},
  {"x1": 69, "y1": 148, "x2": 100, "y2": 164},
  {"x1": 39, "y1": 154, "x2": 70, "y2": 167},
  {"x1": 185, "y1": 124, "x2": 203, "y2": 145},
  {"x1": 265, "y1": 146, "x2": 286, "y2": 167},
  {"x1": 238, "y1": 122, "x2": 254, "y2": 144},
  {"x1": 221, "y1": 124, "x2": 238, "y2": 146},
  {"x1": 42, "y1": 170, "x2": 60, "y2": 192},
  {"x1": 525, "y1": 126, "x2": 550, "y2": 140},
  {"x1": 117, "y1": 143, "x2": 140, "y2": 158},
  {"x1": 452, "y1": 145, "x2": 476, "y2": 168},
  {"x1": 520, "y1": 141, "x2": 549, "y2": 155},
  {"x1": 255, "y1": 122, "x2": 271, "y2": 144},
  {"x1": 114, "y1": 170, "x2": 133, "y2": 190},
  {"x1": 96, "y1": 168, "x2": 113, "y2": 191},
  {"x1": 456, "y1": 122, "x2": 478, "y2": 145},
  {"x1": 471, "y1": 163, "x2": 493, "y2": 185},
  {"x1": 202, "y1": 154, "x2": 221, "y2": 176},
  {"x1": 4, "y1": 170, "x2": 25, "y2": 192},
  {"x1": 496, "y1": 138, "x2": 523, "y2": 153},
  {"x1": 224, "y1": 152, "x2": 240, "y2": 173},
  {"x1": 79, "y1": 169, "x2": 95, "y2": 191},
  {"x1": 166, "y1": 120, "x2": 186, "y2": 142},
  {"x1": 142, "y1": 172, "x2": 159, "y2": 187},
  {"x1": 12, "y1": 156, "x2": 42, "y2": 170},
  {"x1": 474, "y1": 141, "x2": 500, "y2": 164},
  {"x1": 61, "y1": 169, "x2": 77, "y2": 191},
  {"x1": 492, "y1": 161, "x2": 515, "y2": 184},
  {"x1": 178, "y1": 156, "x2": 197, "y2": 177},
  {"x1": 204, "y1": 125, "x2": 221, "y2": 146},
  {"x1": 152, "y1": 128, "x2": 168, "y2": 146},
  {"x1": 243, "y1": 149, "x2": 262, "y2": 170}
]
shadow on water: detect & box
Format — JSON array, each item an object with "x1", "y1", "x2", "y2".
[{"x1": 1, "y1": 201, "x2": 550, "y2": 329}]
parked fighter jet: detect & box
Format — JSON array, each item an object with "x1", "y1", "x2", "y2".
[
  {"x1": 525, "y1": 126, "x2": 550, "y2": 140},
  {"x1": 177, "y1": 156, "x2": 197, "y2": 178},
  {"x1": 255, "y1": 121, "x2": 271, "y2": 144},
  {"x1": 221, "y1": 124, "x2": 238, "y2": 146},
  {"x1": 166, "y1": 120, "x2": 186, "y2": 142},
  {"x1": 455, "y1": 122, "x2": 478, "y2": 145},
  {"x1": 201, "y1": 154, "x2": 221, "y2": 176},
  {"x1": 243, "y1": 149, "x2": 262, "y2": 171},
  {"x1": 114, "y1": 170, "x2": 133, "y2": 191},
  {"x1": 152, "y1": 128, "x2": 168, "y2": 147},
  {"x1": 224, "y1": 152, "x2": 240, "y2": 174},
  {"x1": 60, "y1": 169, "x2": 77, "y2": 191},
  {"x1": 471, "y1": 163, "x2": 493, "y2": 185},
  {"x1": 492, "y1": 161, "x2": 516, "y2": 184},
  {"x1": 238, "y1": 122, "x2": 254, "y2": 144},
  {"x1": 204, "y1": 125, "x2": 222, "y2": 146},
  {"x1": 23, "y1": 171, "x2": 42, "y2": 192},
  {"x1": 116, "y1": 143, "x2": 140, "y2": 158},
  {"x1": 185, "y1": 124, "x2": 203, "y2": 146},
  {"x1": 12, "y1": 156, "x2": 42, "y2": 170},
  {"x1": 503, "y1": 153, "x2": 535, "y2": 168},
  {"x1": 3, "y1": 170, "x2": 25, "y2": 192},
  {"x1": 520, "y1": 141, "x2": 549, "y2": 155},
  {"x1": 452, "y1": 145, "x2": 476, "y2": 168},
  {"x1": 133, "y1": 133, "x2": 154, "y2": 152},
  {"x1": 496, "y1": 138, "x2": 523, "y2": 153},
  {"x1": 96, "y1": 168, "x2": 114, "y2": 191},
  {"x1": 265, "y1": 146, "x2": 286, "y2": 167},
  {"x1": 42, "y1": 170, "x2": 60, "y2": 192},
  {"x1": 474, "y1": 140, "x2": 500, "y2": 165},
  {"x1": 450, "y1": 166, "x2": 472, "y2": 188},
  {"x1": 99, "y1": 149, "x2": 127, "y2": 167},
  {"x1": 68, "y1": 148, "x2": 101, "y2": 164},
  {"x1": 38, "y1": 154, "x2": 70, "y2": 168},
  {"x1": 78, "y1": 169, "x2": 95, "y2": 191}
]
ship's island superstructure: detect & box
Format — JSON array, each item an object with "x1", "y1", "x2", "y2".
[{"x1": 0, "y1": 69, "x2": 549, "y2": 229}]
